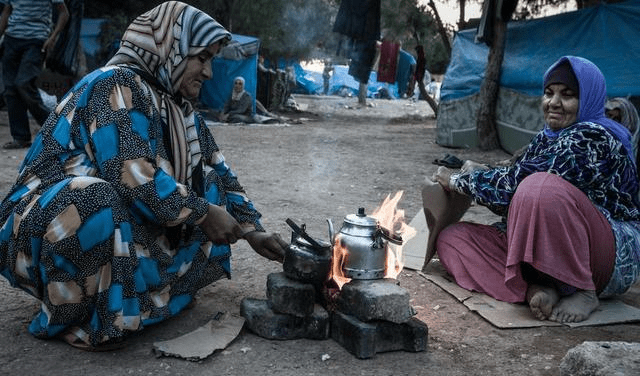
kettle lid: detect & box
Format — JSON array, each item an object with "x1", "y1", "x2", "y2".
[{"x1": 344, "y1": 207, "x2": 377, "y2": 227}]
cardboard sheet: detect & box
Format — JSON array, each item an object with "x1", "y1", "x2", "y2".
[
  {"x1": 401, "y1": 208, "x2": 429, "y2": 271},
  {"x1": 152, "y1": 312, "x2": 245, "y2": 361},
  {"x1": 421, "y1": 262, "x2": 640, "y2": 328}
]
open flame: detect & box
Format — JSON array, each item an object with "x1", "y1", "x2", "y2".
[
  {"x1": 371, "y1": 191, "x2": 416, "y2": 279},
  {"x1": 329, "y1": 191, "x2": 416, "y2": 289}
]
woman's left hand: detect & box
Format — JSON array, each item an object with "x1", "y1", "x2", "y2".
[{"x1": 244, "y1": 231, "x2": 287, "y2": 263}]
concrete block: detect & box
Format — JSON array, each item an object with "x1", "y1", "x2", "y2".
[
  {"x1": 337, "y1": 278, "x2": 414, "y2": 323},
  {"x1": 240, "y1": 298, "x2": 330, "y2": 340},
  {"x1": 330, "y1": 310, "x2": 429, "y2": 359},
  {"x1": 375, "y1": 317, "x2": 429, "y2": 353},
  {"x1": 266, "y1": 272, "x2": 315, "y2": 317},
  {"x1": 331, "y1": 310, "x2": 377, "y2": 359}
]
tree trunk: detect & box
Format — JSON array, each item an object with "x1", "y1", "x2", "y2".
[
  {"x1": 476, "y1": 18, "x2": 506, "y2": 151},
  {"x1": 458, "y1": 0, "x2": 466, "y2": 30},
  {"x1": 427, "y1": 0, "x2": 451, "y2": 55}
]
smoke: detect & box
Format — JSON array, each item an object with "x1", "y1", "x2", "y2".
[{"x1": 278, "y1": 1, "x2": 335, "y2": 55}]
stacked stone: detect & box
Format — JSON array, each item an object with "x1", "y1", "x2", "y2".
[
  {"x1": 240, "y1": 271, "x2": 331, "y2": 340},
  {"x1": 331, "y1": 278, "x2": 428, "y2": 359}
]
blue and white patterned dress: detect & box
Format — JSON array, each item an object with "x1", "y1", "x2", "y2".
[{"x1": 0, "y1": 2, "x2": 261, "y2": 347}]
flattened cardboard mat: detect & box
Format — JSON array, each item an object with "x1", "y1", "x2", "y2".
[{"x1": 402, "y1": 209, "x2": 640, "y2": 328}]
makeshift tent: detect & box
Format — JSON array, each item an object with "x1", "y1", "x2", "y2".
[
  {"x1": 294, "y1": 49, "x2": 418, "y2": 99},
  {"x1": 296, "y1": 65, "x2": 401, "y2": 98},
  {"x1": 79, "y1": 18, "x2": 107, "y2": 72},
  {"x1": 437, "y1": 0, "x2": 640, "y2": 153},
  {"x1": 200, "y1": 34, "x2": 260, "y2": 112}
]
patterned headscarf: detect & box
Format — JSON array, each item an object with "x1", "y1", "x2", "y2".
[
  {"x1": 542, "y1": 56, "x2": 635, "y2": 163},
  {"x1": 107, "y1": 1, "x2": 231, "y2": 184},
  {"x1": 605, "y1": 97, "x2": 640, "y2": 136}
]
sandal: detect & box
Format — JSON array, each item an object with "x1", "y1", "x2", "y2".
[
  {"x1": 59, "y1": 332, "x2": 127, "y2": 352},
  {"x1": 432, "y1": 153, "x2": 464, "y2": 169},
  {"x1": 3, "y1": 140, "x2": 32, "y2": 149}
]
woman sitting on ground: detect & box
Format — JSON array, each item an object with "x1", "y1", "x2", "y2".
[
  {"x1": 0, "y1": 1, "x2": 286, "y2": 350},
  {"x1": 425, "y1": 56, "x2": 640, "y2": 323},
  {"x1": 606, "y1": 96, "x2": 640, "y2": 166},
  {"x1": 221, "y1": 76, "x2": 255, "y2": 123}
]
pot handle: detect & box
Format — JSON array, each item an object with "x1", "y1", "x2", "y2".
[
  {"x1": 286, "y1": 218, "x2": 324, "y2": 250},
  {"x1": 327, "y1": 218, "x2": 334, "y2": 247},
  {"x1": 377, "y1": 226, "x2": 403, "y2": 245}
]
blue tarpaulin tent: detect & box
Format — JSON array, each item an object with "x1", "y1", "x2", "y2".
[
  {"x1": 437, "y1": 0, "x2": 640, "y2": 152},
  {"x1": 200, "y1": 34, "x2": 260, "y2": 112}
]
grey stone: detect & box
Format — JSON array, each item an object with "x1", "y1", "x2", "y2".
[
  {"x1": 266, "y1": 272, "x2": 315, "y2": 317},
  {"x1": 337, "y1": 278, "x2": 414, "y2": 323},
  {"x1": 330, "y1": 310, "x2": 429, "y2": 359},
  {"x1": 331, "y1": 310, "x2": 377, "y2": 359},
  {"x1": 559, "y1": 341, "x2": 640, "y2": 376},
  {"x1": 375, "y1": 317, "x2": 429, "y2": 353},
  {"x1": 240, "y1": 298, "x2": 330, "y2": 340}
]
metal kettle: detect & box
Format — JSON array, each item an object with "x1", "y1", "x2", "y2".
[
  {"x1": 282, "y1": 218, "x2": 333, "y2": 284},
  {"x1": 334, "y1": 207, "x2": 402, "y2": 280}
]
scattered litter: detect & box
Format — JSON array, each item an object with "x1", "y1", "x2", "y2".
[
  {"x1": 240, "y1": 347, "x2": 251, "y2": 354},
  {"x1": 152, "y1": 312, "x2": 245, "y2": 361},
  {"x1": 433, "y1": 305, "x2": 441, "y2": 311},
  {"x1": 321, "y1": 354, "x2": 331, "y2": 361}
]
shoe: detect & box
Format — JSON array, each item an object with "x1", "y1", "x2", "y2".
[
  {"x1": 432, "y1": 153, "x2": 464, "y2": 169},
  {"x1": 2, "y1": 140, "x2": 32, "y2": 149}
]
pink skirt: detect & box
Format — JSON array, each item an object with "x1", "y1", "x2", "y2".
[{"x1": 436, "y1": 172, "x2": 616, "y2": 303}]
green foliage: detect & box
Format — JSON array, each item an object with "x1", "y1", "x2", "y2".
[{"x1": 380, "y1": 0, "x2": 449, "y2": 74}]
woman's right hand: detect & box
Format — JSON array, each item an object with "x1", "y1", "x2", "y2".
[
  {"x1": 200, "y1": 204, "x2": 246, "y2": 244},
  {"x1": 461, "y1": 160, "x2": 490, "y2": 173},
  {"x1": 434, "y1": 166, "x2": 454, "y2": 189}
]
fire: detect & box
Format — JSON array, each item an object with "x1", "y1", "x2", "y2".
[
  {"x1": 371, "y1": 191, "x2": 416, "y2": 279},
  {"x1": 330, "y1": 241, "x2": 351, "y2": 289},
  {"x1": 329, "y1": 191, "x2": 416, "y2": 288}
]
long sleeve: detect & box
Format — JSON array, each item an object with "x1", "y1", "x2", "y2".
[
  {"x1": 451, "y1": 122, "x2": 640, "y2": 220},
  {"x1": 196, "y1": 112, "x2": 264, "y2": 231}
]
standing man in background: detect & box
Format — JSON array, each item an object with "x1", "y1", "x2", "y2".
[{"x1": 0, "y1": 0, "x2": 69, "y2": 149}]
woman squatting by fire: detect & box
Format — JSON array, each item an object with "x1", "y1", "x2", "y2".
[{"x1": 0, "y1": 1, "x2": 286, "y2": 350}]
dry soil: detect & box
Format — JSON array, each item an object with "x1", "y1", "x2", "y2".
[{"x1": 0, "y1": 94, "x2": 638, "y2": 376}]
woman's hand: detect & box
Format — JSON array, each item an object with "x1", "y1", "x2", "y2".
[
  {"x1": 244, "y1": 231, "x2": 287, "y2": 263},
  {"x1": 461, "y1": 160, "x2": 490, "y2": 173},
  {"x1": 433, "y1": 166, "x2": 454, "y2": 190},
  {"x1": 199, "y1": 204, "x2": 246, "y2": 244}
]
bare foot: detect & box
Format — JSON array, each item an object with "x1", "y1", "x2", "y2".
[
  {"x1": 526, "y1": 284, "x2": 560, "y2": 320},
  {"x1": 549, "y1": 290, "x2": 599, "y2": 323}
]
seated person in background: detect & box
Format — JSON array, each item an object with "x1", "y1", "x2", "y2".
[
  {"x1": 606, "y1": 97, "x2": 640, "y2": 166},
  {"x1": 221, "y1": 76, "x2": 254, "y2": 123},
  {"x1": 422, "y1": 56, "x2": 640, "y2": 324},
  {"x1": 606, "y1": 97, "x2": 640, "y2": 135}
]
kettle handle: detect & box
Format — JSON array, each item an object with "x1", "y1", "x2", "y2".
[
  {"x1": 327, "y1": 218, "x2": 334, "y2": 246},
  {"x1": 377, "y1": 226, "x2": 403, "y2": 245},
  {"x1": 286, "y1": 218, "x2": 324, "y2": 250}
]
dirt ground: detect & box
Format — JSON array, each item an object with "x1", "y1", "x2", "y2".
[{"x1": 0, "y1": 94, "x2": 638, "y2": 376}]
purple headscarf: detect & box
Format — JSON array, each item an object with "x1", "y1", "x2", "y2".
[{"x1": 542, "y1": 56, "x2": 634, "y2": 162}]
